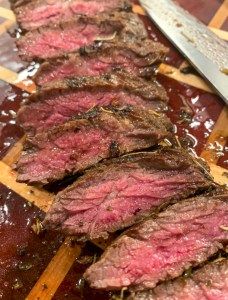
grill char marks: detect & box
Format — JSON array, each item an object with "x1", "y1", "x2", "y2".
[
  {"x1": 34, "y1": 39, "x2": 168, "y2": 86},
  {"x1": 84, "y1": 193, "x2": 228, "y2": 291},
  {"x1": 16, "y1": 12, "x2": 147, "y2": 61},
  {"x1": 129, "y1": 259, "x2": 228, "y2": 300},
  {"x1": 16, "y1": 106, "x2": 173, "y2": 184},
  {"x1": 13, "y1": 0, "x2": 132, "y2": 30},
  {"x1": 44, "y1": 148, "x2": 215, "y2": 240},
  {"x1": 17, "y1": 72, "x2": 168, "y2": 136}
]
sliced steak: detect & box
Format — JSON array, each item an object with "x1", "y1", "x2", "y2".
[
  {"x1": 14, "y1": 0, "x2": 132, "y2": 30},
  {"x1": 17, "y1": 12, "x2": 147, "y2": 61},
  {"x1": 18, "y1": 72, "x2": 168, "y2": 136},
  {"x1": 16, "y1": 106, "x2": 173, "y2": 184},
  {"x1": 44, "y1": 148, "x2": 214, "y2": 240},
  {"x1": 84, "y1": 193, "x2": 228, "y2": 290},
  {"x1": 34, "y1": 39, "x2": 168, "y2": 86},
  {"x1": 129, "y1": 259, "x2": 228, "y2": 300}
]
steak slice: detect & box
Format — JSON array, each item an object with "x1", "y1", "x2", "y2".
[
  {"x1": 84, "y1": 193, "x2": 228, "y2": 291},
  {"x1": 44, "y1": 148, "x2": 214, "y2": 240},
  {"x1": 129, "y1": 259, "x2": 228, "y2": 300},
  {"x1": 34, "y1": 39, "x2": 168, "y2": 86},
  {"x1": 17, "y1": 72, "x2": 168, "y2": 136},
  {"x1": 16, "y1": 106, "x2": 173, "y2": 184},
  {"x1": 14, "y1": 0, "x2": 132, "y2": 30},
  {"x1": 16, "y1": 12, "x2": 147, "y2": 61}
]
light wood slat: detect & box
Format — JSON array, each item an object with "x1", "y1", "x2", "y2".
[
  {"x1": 2, "y1": 135, "x2": 25, "y2": 166},
  {"x1": 209, "y1": 0, "x2": 228, "y2": 28},
  {"x1": 201, "y1": 107, "x2": 228, "y2": 164},
  {"x1": 0, "y1": 7, "x2": 15, "y2": 21},
  {"x1": 210, "y1": 27, "x2": 228, "y2": 41},
  {"x1": 0, "y1": 161, "x2": 53, "y2": 211},
  {"x1": 158, "y1": 63, "x2": 213, "y2": 92},
  {"x1": 133, "y1": 4, "x2": 146, "y2": 15},
  {"x1": 0, "y1": 19, "x2": 14, "y2": 35},
  {"x1": 209, "y1": 163, "x2": 228, "y2": 186},
  {"x1": 26, "y1": 237, "x2": 82, "y2": 300},
  {"x1": 0, "y1": 66, "x2": 36, "y2": 93}
]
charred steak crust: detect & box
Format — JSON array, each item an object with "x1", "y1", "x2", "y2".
[
  {"x1": 16, "y1": 106, "x2": 173, "y2": 184},
  {"x1": 78, "y1": 38, "x2": 168, "y2": 62},
  {"x1": 34, "y1": 39, "x2": 168, "y2": 85},
  {"x1": 13, "y1": 0, "x2": 132, "y2": 31},
  {"x1": 31, "y1": 72, "x2": 168, "y2": 103},
  {"x1": 84, "y1": 193, "x2": 228, "y2": 291},
  {"x1": 87, "y1": 147, "x2": 212, "y2": 176},
  {"x1": 17, "y1": 72, "x2": 168, "y2": 135},
  {"x1": 129, "y1": 259, "x2": 228, "y2": 300},
  {"x1": 35, "y1": 72, "x2": 168, "y2": 103},
  {"x1": 43, "y1": 147, "x2": 215, "y2": 240},
  {"x1": 16, "y1": 12, "x2": 148, "y2": 61}
]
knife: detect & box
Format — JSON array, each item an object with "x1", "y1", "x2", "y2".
[{"x1": 140, "y1": 0, "x2": 228, "y2": 105}]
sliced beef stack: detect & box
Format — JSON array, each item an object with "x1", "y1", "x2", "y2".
[
  {"x1": 34, "y1": 39, "x2": 168, "y2": 86},
  {"x1": 16, "y1": 106, "x2": 173, "y2": 184},
  {"x1": 85, "y1": 193, "x2": 228, "y2": 290},
  {"x1": 44, "y1": 148, "x2": 214, "y2": 240},
  {"x1": 17, "y1": 12, "x2": 147, "y2": 61},
  {"x1": 12, "y1": 0, "x2": 228, "y2": 298},
  {"x1": 18, "y1": 72, "x2": 168, "y2": 135},
  {"x1": 14, "y1": 0, "x2": 132, "y2": 30},
  {"x1": 128, "y1": 259, "x2": 228, "y2": 300}
]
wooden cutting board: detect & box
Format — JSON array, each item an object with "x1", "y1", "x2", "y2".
[{"x1": 0, "y1": 0, "x2": 227, "y2": 299}]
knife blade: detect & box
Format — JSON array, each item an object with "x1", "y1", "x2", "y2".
[{"x1": 140, "y1": 0, "x2": 228, "y2": 105}]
